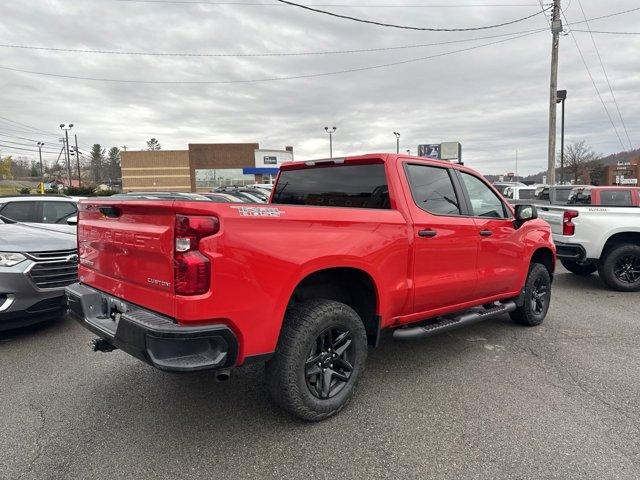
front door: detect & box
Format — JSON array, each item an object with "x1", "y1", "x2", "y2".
[
  {"x1": 402, "y1": 162, "x2": 479, "y2": 314},
  {"x1": 457, "y1": 171, "x2": 525, "y2": 298}
]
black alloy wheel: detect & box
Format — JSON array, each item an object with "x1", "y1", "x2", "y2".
[
  {"x1": 614, "y1": 254, "x2": 640, "y2": 284},
  {"x1": 510, "y1": 263, "x2": 551, "y2": 326},
  {"x1": 305, "y1": 327, "x2": 354, "y2": 399},
  {"x1": 531, "y1": 276, "x2": 549, "y2": 315}
]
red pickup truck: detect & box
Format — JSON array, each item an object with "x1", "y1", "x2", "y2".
[
  {"x1": 567, "y1": 186, "x2": 640, "y2": 206},
  {"x1": 66, "y1": 153, "x2": 555, "y2": 420}
]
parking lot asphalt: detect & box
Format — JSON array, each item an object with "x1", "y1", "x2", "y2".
[{"x1": 2, "y1": 267, "x2": 640, "y2": 480}]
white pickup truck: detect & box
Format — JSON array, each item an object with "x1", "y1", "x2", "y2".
[{"x1": 538, "y1": 205, "x2": 640, "y2": 291}]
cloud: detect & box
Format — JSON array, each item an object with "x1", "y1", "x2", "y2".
[{"x1": 0, "y1": 0, "x2": 638, "y2": 175}]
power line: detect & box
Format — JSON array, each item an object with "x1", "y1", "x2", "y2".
[
  {"x1": 0, "y1": 143, "x2": 57, "y2": 153},
  {"x1": 0, "y1": 126, "x2": 60, "y2": 140},
  {"x1": 0, "y1": 131, "x2": 57, "y2": 144},
  {"x1": 0, "y1": 115, "x2": 59, "y2": 137},
  {"x1": 0, "y1": 28, "x2": 547, "y2": 58},
  {"x1": 274, "y1": 0, "x2": 549, "y2": 31},
  {"x1": 0, "y1": 116, "x2": 96, "y2": 152},
  {"x1": 561, "y1": 11, "x2": 625, "y2": 150},
  {"x1": 0, "y1": 138, "x2": 65, "y2": 153},
  {"x1": 567, "y1": 6, "x2": 640, "y2": 25},
  {"x1": 536, "y1": 0, "x2": 550, "y2": 27},
  {"x1": 0, "y1": 30, "x2": 543, "y2": 85},
  {"x1": 571, "y1": 29, "x2": 640, "y2": 35},
  {"x1": 114, "y1": 1, "x2": 541, "y2": 7},
  {"x1": 576, "y1": 0, "x2": 632, "y2": 149}
]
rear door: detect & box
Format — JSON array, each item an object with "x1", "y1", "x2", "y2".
[
  {"x1": 457, "y1": 171, "x2": 524, "y2": 298},
  {"x1": 77, "y1": 200, "x2": 177, "y2": 316},
  {"x1": 0, "y1": 201, "x2": 40, "y2": 222},
  {"x1": 401, "y1": 161, "x2": 479, "y2": 313}
]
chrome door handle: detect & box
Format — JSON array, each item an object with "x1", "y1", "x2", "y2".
[{"x1": 479, "y1": 230, "x2": 493, "y2": 237}]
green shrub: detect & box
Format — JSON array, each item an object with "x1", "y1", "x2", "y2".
[
  {"x1": 65, "y1": 186, "x2": 96, "y2": 196},
  {"x1": 18, "y1": 187, "x2": 31, "y2": 194},
  {"x1": 95, "y1": 189, "x2": 119, "y2": 197}
]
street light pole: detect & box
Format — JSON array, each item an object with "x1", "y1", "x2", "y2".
[
  {"x1": 393, "y1": 132, "x2": 401, "y2": 154},
  {"x1": 556, "y1": 89, "x2": 567, "y2": 185},
  {"x1": 324, "y1": 126, "x2": 336, "y2": 158},
  {"x1": 37, "y1": 141, "x2": 45, "y2": 193}
]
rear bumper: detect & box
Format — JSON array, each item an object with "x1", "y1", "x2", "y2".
[
  {"x1": 65, "y1": 283, "x2": 238, "y2": 372},
  {"x1": 554, "y1": 241, "x2": 586, "y2": 261}
]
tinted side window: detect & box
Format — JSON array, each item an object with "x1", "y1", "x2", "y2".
[
  {"x1": 554, "y1": 189, "x2": 573, "y2": 204},
  {"x1": 42, "y1": 202, "x2": 77, "y2": 223},
  {"x1": 460, "y1": 173, "x2": 508, "y2": 219},
  {"x1": 404, "y1": 164, "x2": 461, "y2": 216},
  {"x1": 519, "y1": 189, "x2": 535, "y2": 200},
  {"x1": 273, "y1": 164, "x2": 390, "y2": 209},
  {"x1": 538, "y1": 188, "x2": 550, "y2": 200},
  {"x1": 600, "y1": 190, "x2": 632, "y2": 205},
  {"x1": 0, "y1": 201, "x2": 40, "y2": 222},
  {"x1": 569, "y1": 190, "x2": 591, "y2": 205}
]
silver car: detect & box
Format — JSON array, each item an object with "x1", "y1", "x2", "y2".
[{"x1": 0, "y1": 223, "x2": 78, "y2": 331}]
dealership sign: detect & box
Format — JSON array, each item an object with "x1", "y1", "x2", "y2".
[
  {"x1": 417, "y1": 142, "x2": 462, "y2": 163},
  {"x1": 417, "y1": 144, "x2": 441, "y2": 159}
]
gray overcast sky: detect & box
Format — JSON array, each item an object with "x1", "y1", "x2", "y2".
[{"x1": 0, "y1": 0, "x2": 638, "y2": 176}]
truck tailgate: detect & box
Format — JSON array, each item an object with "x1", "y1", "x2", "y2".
[
  {"x1": 537, "y1": 206, "x2": 566, "y2": 236},
  {"x1": 77, "y1": 200, "x2": 176, "y2": 317}
]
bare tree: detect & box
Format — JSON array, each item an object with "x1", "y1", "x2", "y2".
[{"x1": 561, "y1": 141, "x2": 600, "y2": 183}]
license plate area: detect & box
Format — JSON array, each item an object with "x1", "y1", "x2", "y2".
[{"x1": 68, "y1": 284, "x2": 131, "y2": 338}]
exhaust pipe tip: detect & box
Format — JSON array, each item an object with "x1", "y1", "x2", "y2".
[{"x1": 215, "y1": 369, "x2": 231, "y2": 382}]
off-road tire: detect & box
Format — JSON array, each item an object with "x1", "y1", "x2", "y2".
[
  {"x1": 560, "y1": 259, "x2": 597, "y2": 276},
  {"x1": 265, "y1": 299, "x2": 367, "y2": 422},
  {"x1": 598, "y1": 243, "x2": 640, "y2": 292},
  {"x1": 510, "y1": 263, "x2": 551, "y2": 327}
]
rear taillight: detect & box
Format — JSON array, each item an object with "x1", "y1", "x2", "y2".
[
  {"x1": 174, "y1": 215, "x2": 219, "y2": 295},
  {"x1": 562, "y1": 210, "x2": 579, "y2": 236}
]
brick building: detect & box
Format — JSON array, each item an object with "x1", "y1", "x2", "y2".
[
  {"x1": 605, "y1": 159, "x2": 640, "y2": 186},
  {"x1": 121, "y1": 143, "x2": 292, "y2": 192}
]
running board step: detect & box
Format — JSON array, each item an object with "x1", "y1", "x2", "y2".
[{"x1": 392, "y1": 301, "x2": 517, "y2": 340}]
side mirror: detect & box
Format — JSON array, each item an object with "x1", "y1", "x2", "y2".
[
  {"x1": 515, "y1": 205, "x2": 537, "y2": 223},
  {"x1": 67, "y1": 216, "x2": 78, "y2": 225}
]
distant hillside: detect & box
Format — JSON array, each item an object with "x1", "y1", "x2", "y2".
[
  {"x1": 519, "y1": 148, "x2": 640, "y2": 184},
  {"x1": 599, "y1": 148, "x2": 640, "y2": 166}
]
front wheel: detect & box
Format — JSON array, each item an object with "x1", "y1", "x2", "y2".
[
  {"x1": 598, "y1": 244, "x2": 640, "y2": 292},
  {"x1": 265, "y1": 299, "x2": 368, "y2": 421},
  {"x1": 510, "y1": 263, "x2": 551, "y2": 326},
  {"x1": 560, "y1": 258, "x2": 597, "y2": 276}
]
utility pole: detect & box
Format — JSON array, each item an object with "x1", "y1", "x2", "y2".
[
  {"x1": 74, "y1": 134, "x2": 82, "y2": 187},
  {"x1": 546, "y1": 0, "x2": 562, "y2": 186},
  {"x1": 515, "y1": 149, "x2": 518, "y2": 182}
]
